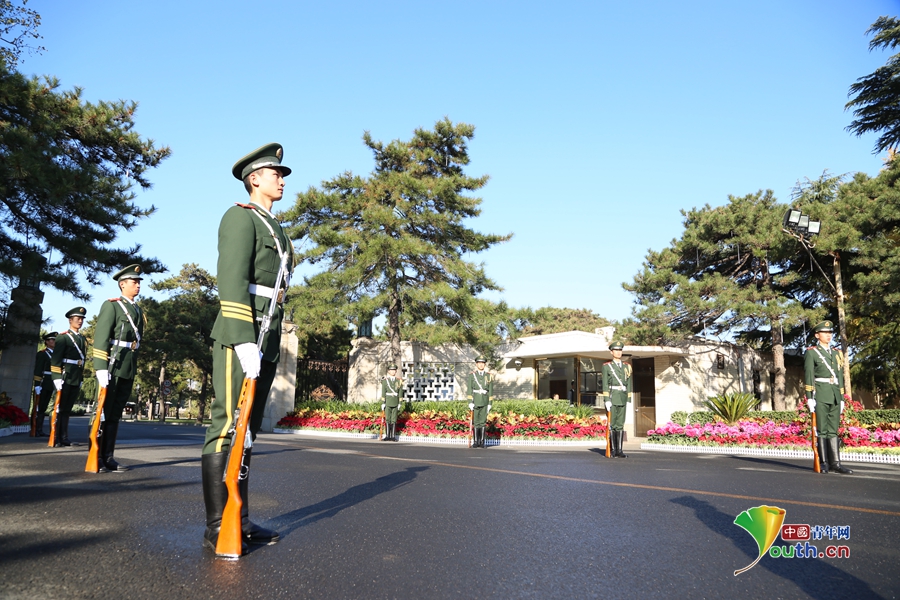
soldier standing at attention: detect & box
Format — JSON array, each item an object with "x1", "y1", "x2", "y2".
[
  {"x1": 91, "y1": 264, "x2": 144, "y2": 472},
  {"x1": 467, "y1": 357, "x2": 492, "y2": 448},
  {"x1": 49, "y1": 308, "x2": 88, "y2": 447},
  {"x1": 381, "y1": 365, "x2": 402, "y2": 441},
  {"x1": 601, "y1": 341, "x2": 632, "y2": 458},
  {"x1": 201, "y1": 143, "x2": 294, "y2": 554},
  {"x1": 804, "y1": 321, "x2": 852, "y2": 475},
  {"x1": 31, "y1": 332, "x2": 56, "y2": 437}
]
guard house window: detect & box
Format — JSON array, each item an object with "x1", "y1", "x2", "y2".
[{"x1": 716, "y1": 353, "x2": 725, "y2": 370}]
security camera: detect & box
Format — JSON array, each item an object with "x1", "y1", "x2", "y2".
[{"x1": 514, "y1": 358, "x2": 523, "y2": 368}]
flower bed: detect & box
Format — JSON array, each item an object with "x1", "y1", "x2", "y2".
[
  {"x1": 277, "y1": 407, "x2": 608, "y2": 441},
  {"x1": 0, "y1": 402, "x2": 29, "y2": 427},
  {"x1": 649, "y1": 398, "x2": 900, "y2": 453}
]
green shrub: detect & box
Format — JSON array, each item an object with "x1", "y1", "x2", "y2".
[
  {"x1": 852, "y1": 409, "x2": 900, "y2": 426},
  {"x1": 702, "y1": 393, "x2": 760, "y2": 425},
  {"x1": 291, "y1": 398, "x2": 590, "y2": 420}
]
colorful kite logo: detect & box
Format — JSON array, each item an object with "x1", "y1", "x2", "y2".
[{"x1": 733, "y1": 505, "x2": 786, "y2": 575}]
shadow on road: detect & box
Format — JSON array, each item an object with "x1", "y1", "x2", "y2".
[
  {"x1": 670, "y1": 495, "x2": 885, "y2": 599},
  {"x1": 271, "y1": 466, "x2": 430, "y2": 537}
]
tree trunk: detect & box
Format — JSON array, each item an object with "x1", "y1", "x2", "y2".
[
  {"x1": 832, "y1": 251, "x2": 853, "y2": 399},
  {"x1": 388, "y1": 290, "x2": 402, "y2": 369},
  {"x1": 157, "y1": 357, "x2": 167, "y2": 422},
  {"x1": 771, "y1": 320, "x2": 787, "y2": 411},
  {"x1": 196, "y1": 372, "x2": 209, "y2": 425}
]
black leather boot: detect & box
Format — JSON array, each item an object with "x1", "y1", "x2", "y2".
[
  {"x1": 616, "y1": 431, "x2": 628, "y2": 458},
  {"x1": 58, "y1": 415, "x2": 72, "y2": 446},
  {"x1": 477, "y1": 427, "x2": 485, "y2": 448},
  {"x1": 827, "y1": 438, "x2": 853, "y2": 474},
  {"x1": 391, "y1": 423, "x2": 399, "y2": 441},
  {"x1": 238, "y1": 449, "x2": 280, "y2": 546},
  {"x1": 202, "y1": 452, "x2": 248, "y2": 555},
  {"x1": 35, "y1": 413, "x2": 47, "y2": 437},
  {"x1": 94, "y1": 423, "x2": 109, "y2": 473},
  {"x1": 103, "y1": 421, "x2": 128, "y2": 472},
  {"x1": 816, "y1": 437, "x2": 829, "y2": 474}
]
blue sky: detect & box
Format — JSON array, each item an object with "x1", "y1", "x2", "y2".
[{"x1": 20, "y1": 0, "x2": 896, "y2": 336}]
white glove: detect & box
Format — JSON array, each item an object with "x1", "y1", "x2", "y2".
[
  {"x1": 840, "y1": 401, "x2": 845, "y2": 414},
  {"x1": 807, "y1": 399, "x2": 816, "y2": 412},
  {"x1": 468, "y1": 403, "x2": 474, "y2": 410},
  {"x1": 34, "y1": 386, "x2": 41, "y2": 395},
  {"x1": 234, "y1": 343, "x2": 261, "y2": 379},
  {"x1": 96, "y1": 369, "x2": 109, "y2": 388},
  {"x1": 53, "y1": 379, "x2": 63, "y2": 391},
  {"x1": 605, "y1": 401, "x2": 612, "y2": 411},
  {"x1": 381, "y1": 403, "x2": 385, "y2": 411}
]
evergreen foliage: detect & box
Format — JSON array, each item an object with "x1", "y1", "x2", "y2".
[
  {"x1": 0, "y1": 61, "x2": 170, "y2": 298},
  {"x1": 846, "y1": 16, "x2": 900, "y2": 154},
  {"x1": 623, "y1": 190, "x2": 824, "y2": 410},
  {"x1": 282, "y1": 119, "x2": 511, "y2": 364}
]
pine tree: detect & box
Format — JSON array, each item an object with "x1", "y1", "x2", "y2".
[
  {"x1": 0, "y1": 61, "x2": 170, "y2": 299},
  {"x1": 846, "y1": 16, "x2": 900, "y2": 154},
  {"x1": 282, "y1": 118, "x2": 511, "y2": 366},
  {"x1": 624, "y1": 191, "x2": 825, "y2": 410}
]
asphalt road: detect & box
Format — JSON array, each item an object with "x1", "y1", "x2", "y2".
[{"x1": 1, "y1": 417, "x2": 898, "y2": 599}]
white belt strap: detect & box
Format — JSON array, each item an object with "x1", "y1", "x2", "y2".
[
  {"x1": 814, "y1": 377, "x2": 838, "y2": 384},
  {"x1": 249, "y1": 283, "x2": 275, "y2": 298},
  {"x1": 112, "y1": 339, "x2": 139, "y2": 350},
  {"x1": 43, "y1": 371, "x2": 52, "y2": 375},
  {"x1": 610, "y1": 385, "x2": 627, "y2": 391},
  {"x1": 63, "y1": 358, "x2": 83, "y2": 366}
]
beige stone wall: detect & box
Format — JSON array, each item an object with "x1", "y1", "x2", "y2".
[{"x1": 260, "y1": 322, "x2": 299, "y2": 432}]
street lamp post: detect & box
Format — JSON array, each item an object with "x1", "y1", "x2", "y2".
[{"x1": 782, "y1": 209, "x2": 853, "y2": 399}]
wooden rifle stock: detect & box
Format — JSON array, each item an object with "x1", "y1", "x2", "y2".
[
  {"x1": 85, "y1": 387, "x2": 108, "y2": 473},
  {"x1": 47, "y1": 389, "x2": 62, "y2": 447},
  {"x1": 605, "y1": 408, "x2": 612, "y2": 458},
  {"x1": 380, "y1": 408, "x2": 385, "y2": 439},
  {"x1": 29, "y1": 387, "x2": 39, "y2": 437},
  {"x1": 811, "y1": 412, "x2": 821, "y2": 473},
  {"x1": 468, "y1": 409, "x2": 473, "y2": 448},
  {"x1": 216, "y1": 377, "x2": 257, "y2": 559}
]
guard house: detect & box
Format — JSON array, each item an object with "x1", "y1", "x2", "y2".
[{"x1": 347, "y1": 329, "x2": 803, "y2": 438}]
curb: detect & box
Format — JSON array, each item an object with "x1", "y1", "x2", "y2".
[
  {"x1": 640, "y1": 443, "x2": 900, "y2": 464},
  {"x1": 273, "y1": 428, "x2": 604, "y2": 447}
]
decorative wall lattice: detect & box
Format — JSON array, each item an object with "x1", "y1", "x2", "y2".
[{"x1": 400, "y1": 361, "x2": 458, "y2": 401}]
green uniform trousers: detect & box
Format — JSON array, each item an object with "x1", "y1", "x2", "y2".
[
  {"x1": 203, "y1": 343, "x2": 278, "y2": 455},
  {"x1": 609, "y1": 404, "x2": 627, "y2": 431},
  {"x1": 385, "y1": 406, "x2": 399, "y2": 425},
  {"x1": 100, "y1": 376, "x2": 134, "y2": 423},
  {"x1": 472, "y1": 403, "x2": 488, "y2": 428}
]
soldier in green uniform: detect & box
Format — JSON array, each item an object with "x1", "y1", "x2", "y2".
[
  {"x1": 201, "y1": 143, "x2": 294, "y2": 554},
  {"x1": 467, "y1": 357, "x2": 492, "y2": 448},
  {"x1": 601, "y1": 341, "x2": 632, "y2": 458},
  {"x1": 49, "y1": 307, "x2": 88, "y2": 447},
  {"x1": 381, "y1": 365, "x2": 403, "y2": 441},
  {"x1": 804, "y1": 321, "x2": 852, "y2": 475},
  {"x1": 31, "y1": 332, "x2": 56, "y2": 437},
  {"x1": 91, "y1": 264, "x2": 144, "y2": 472}
]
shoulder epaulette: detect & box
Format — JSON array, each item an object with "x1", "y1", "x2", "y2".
[
  {"x1": 234, "y1": 202, "x2": 253, "y2": 209},
  {"x1": 604, "y1": 361, "x2": 612, "y2": 365},
  {"x1": 107, "y1": 297, "x2": 120, "y2": 302},
  {"x1": 807, "y1": 346, "x2": 816, "y2": 350}
]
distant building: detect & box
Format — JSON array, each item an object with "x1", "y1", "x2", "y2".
[{"x1": 348, "y1": 329, "x2": 809, "y2": 438}]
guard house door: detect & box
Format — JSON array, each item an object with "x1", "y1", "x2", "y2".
[{"x1": 632, "y1": 357, "x2": 656, "y2": 436}]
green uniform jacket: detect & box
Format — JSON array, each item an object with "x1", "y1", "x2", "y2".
[
  {"x1": 50, "y1": 330, "x2": 87, "y2": 386},
  {"x1": 210, "y1": 203, "x2": 293, "y2": 362},
  {"x1": 92, "y1": 296, "x2": 143, "y2": 380},
  {"x1": 467, "y1": 370, "x2": 492, "y2": 407},
  {"x1": 601, "y1": 361, "x2": 633, "y2": 406},
  {"x1": 33, "y1": 348, "x2": 52, "y2": 388},
  {"x1": 804, "y1": 344, "x2": 845, "y2": 405},
  {"x1": 381, "y1": 376, "x2": 403, "y2": 408}
]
